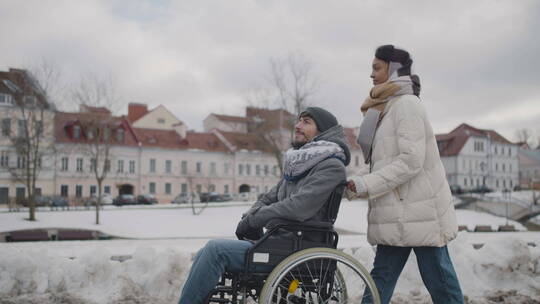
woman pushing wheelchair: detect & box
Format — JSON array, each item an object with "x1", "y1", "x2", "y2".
[{"x1": 346, "y1": 44, "x2": 464, "y2": 304}]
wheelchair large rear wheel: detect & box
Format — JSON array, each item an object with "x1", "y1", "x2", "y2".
[{"x1": 259, "y1": 247, "x2": 380, "y2": 304}]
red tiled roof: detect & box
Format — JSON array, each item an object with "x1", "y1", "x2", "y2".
[
  {"x1": 436, "y1": 123, "x2": 514, "y2": 156},
  {"x1": 134, "y1": 128, "x2": 229, "y2": 152},
  {"x1": 54, "y1": 111, "x2": 139, "y2": 146},
  {"x1": 80, "y1": 105, "x2": 111, "y2": 115},
  {"x1": 212, "y1": 114, "x2": 251, "y2": 123},
  {"x1": 0, "y1": 68, "x2": 49, "y2": 108},
  {"x1": 217, "y1": 130, "x2": 270, "y2": 152}
]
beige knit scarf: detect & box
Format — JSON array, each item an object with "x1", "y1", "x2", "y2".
[{"x1": 360, "y1": 82, "x2": 401, "y2": 115}]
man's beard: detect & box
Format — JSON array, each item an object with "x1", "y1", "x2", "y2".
[{"x1": 291, "y1": 140, "x2": 306, "y2": 150}]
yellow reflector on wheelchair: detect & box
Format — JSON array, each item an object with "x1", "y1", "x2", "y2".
[{"x1": 288, "y1": 279, "x2": 300, "y2": 293}]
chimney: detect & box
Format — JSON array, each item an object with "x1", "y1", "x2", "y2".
[
  {"x1": 128, "y1": 103, "x2": 148, "y2": 123},
  {"x1": 173, "y1": 122, "x2": 187, "y2": 139}
]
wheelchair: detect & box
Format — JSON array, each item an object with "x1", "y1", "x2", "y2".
[{"x1": 204, "y1": 183, "x2": 381, "y2": 304}]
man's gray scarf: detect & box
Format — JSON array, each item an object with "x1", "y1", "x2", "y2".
[
  {"x1": 283, "y1": 140, "x2": 346, "y2": 181},
  {"x1": 357, "y1": 72, "x2": 420, "y2": 165}
]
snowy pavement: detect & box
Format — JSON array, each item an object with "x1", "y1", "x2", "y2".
[{"x1": 0, "y1": 200, "x2": 539, "y2": 303}]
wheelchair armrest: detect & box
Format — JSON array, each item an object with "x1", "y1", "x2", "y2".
[{"x1": 266, "y1": 218, "x2": 334, "y2": 231}]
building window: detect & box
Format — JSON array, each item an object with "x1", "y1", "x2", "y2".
[
  {"x1": 16, "y1": 156, "x2": 25, "y2": 169},
  {"x1": 73, "y1": 125, "x2": 81, "y2": 139},
  {"x1": 129, "y1": 160, "x2": 135, "y2": 174},
  {"x1": 494, "y1": 146, "x2": 498, "y2": 154},
  {"x1": 104, "y1": 186, "x2": 111, "y2": 194},
  {"x1": 224, "y1": 163, "x2": 230, "y2": 175},
  {"x1": 238, "y1": 164, "x2": 244, "y2": 175},
  {"x1": 503, "y1": 180, "x2": 506, "y2": 188},
  {"x1": 165, "y1": 160, "x2": 172, "y2": 173},
  {"x1": 502, "y1": 164, "x2": 505, "y2": 172},
  {"x1": 196, "y1": 184, "x2": 202, "y2": 193},
  {"x1": 224, "y1": 185, "x2": 229, "y2": 194},
  {"x1": 165, "y1": 183, "x2": 172, "y2": 195},
  {"x1": 104, "y1": 160, "x2": 110, "y2": 172},
  {"x1": 473, "y1": 141, "x2": 484, "y2": 152},
  {"x1": 35, "y1": 121, "x2": 43, "y2": 136},
  {"x1": 18, "y1": 119, "x2": 26, "y2": 137},
  {"x1": 464, "y1": 178, "x2": 467, "y2": 186},
  {"x1": 264, "y1": 165, "x2": 269, "y2": 176},
  {"x1": 90, "y1": 185, "x2": 97, "y2": 196},
  {"x1": 117, "y1": 160, "x2": 124, "y2": 173},
  {"x1": 246, "y1": 164, "x2": 251, "y2": 176},
  {"x1": 116, "y1": 128, "x2": 124, "y2": 142},
  {"x1": 496, "y1": 179, "x2": 499, "y2": 188},
  {"x1": 181, "y1": 183, "x2": 187, "y2": 194},
  {"x1": 0, "y1": 93, "x2": 12, "y2": 104},
  {"x1": 209, "y1": 184, "x2": 215, "y2": 192},
  {"x1": 256, "y1": 165, "x2": 261, "y2": 176},
  {"x1": 23, "y1": 95, "x2": 36, "y2": 106},
  {"x1": 0, "y1": 151, "x2": 9, "y2": 167},
  {"x1": 181, "y1": 160, "x2": 188, "y2": 174},
  {"x1": 60, "y1": 185, "x2": 68, "y2": 197},
  {"x1": 75, "y1": 185, "x2": 83, "y2": 198},
  {"x1": 150, "y1": 159, "x2": 156, "y2": 173},
  {"x1": 210, "y1": 162, "x2": 216, "y2": 174},
  {"x1": 196, "y1": 162, "x2": 202, "y2": 173},
  {"x1": 2, "y1": 118, "x2": 10, "y2": 136},
  {"x1": 273, "y1": 166, "x2": 278, "y2": 176},
  {"x1": 15, "y1": 187, "x2": 25, "y2": 203},
  {"x1": 76, "y1": 158, "x2": 83, "y2": 172},
  {"x1": 90, "y1": 158, "x2": 96, "y2": 171},
  {"x1": 157, "y1": 118, "x2": 165, "y2": 124},
  {"x1": 495, "y1": 163, "x2": 498, "y2": 171},
  {"x1": 149, "y1": 182, "x2": 156, "y2": 194}
]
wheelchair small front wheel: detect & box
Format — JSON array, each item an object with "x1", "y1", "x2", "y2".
[{"x1": 259, "y1": 247, "x2": 380, "y2": 304}]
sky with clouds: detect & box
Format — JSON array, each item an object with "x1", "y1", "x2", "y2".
[{"x1": 1, "y1": 0, "x2": 539, "y2": 141}]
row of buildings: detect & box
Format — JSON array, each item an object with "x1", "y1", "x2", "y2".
[{"x1": 0, "y1": 68, "x2": 538, "y2": 204}]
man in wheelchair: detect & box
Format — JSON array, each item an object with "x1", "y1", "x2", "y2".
[{"x1": 178, "y1": 107, "x2": 351, "y2": 304}]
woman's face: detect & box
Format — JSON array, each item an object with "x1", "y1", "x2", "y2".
[{"x1": 370, "y1": 57, "x2": 389, "y2": 85}]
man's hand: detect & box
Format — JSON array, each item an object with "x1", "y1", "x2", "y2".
[
  {"x1": 347, "y1": 180, "x2": 357, "y2": 193},
  {"x1": 235, "y1": 216, "x2": 263, "y2": 240}
]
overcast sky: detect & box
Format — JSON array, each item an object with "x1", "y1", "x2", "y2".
[{"x1": 1, "y1": 0, "x2": 539, "y2": 141}]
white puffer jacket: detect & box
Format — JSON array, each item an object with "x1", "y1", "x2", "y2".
[{"x1": 351, "y1": 94, "x2": 458, "y2": 247}]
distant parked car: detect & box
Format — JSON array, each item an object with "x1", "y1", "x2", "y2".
[
  {"x1": 171, "y1": 193, "x2": 198, "y2": 204},
  {"x1": 450, "y1": 185, "x2": 463, "y2": 195},
  {"x1": 220, "y1": 194, "x2": 233, "y2": 202},
  {"x1": 137, "y1": 194, "x2": 158, "y2": 205},
  {"x1": 113, "y1": 194, "x2": 137, "y2": 206},
  {"x1": 22, "y1": 195, "x2": 52, "y2": 207},
  {"x1": 85, "y1": 193, "x2": 113, "y2": 206},
  {"x1": 50, "y1": 196, "x2": 69, "y2": 208},
  {"x1": 470, "y1": 186, "x2": 493, "y2": 194},
  {"x1": 200, "y1": 192, "x2": 223, "y2": 203}
]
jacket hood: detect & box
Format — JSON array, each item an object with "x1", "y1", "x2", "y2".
[{"x1": 313, "y1": 125, "x2": 351, "y2": 166}]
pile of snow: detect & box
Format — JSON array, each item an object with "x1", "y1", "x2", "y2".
[
  {"x1": 0, "y1": 233, "x2": 538, "y2": 303},
  {"x1": 0, "y1": 200, "x2": 539, "y2": 303}
]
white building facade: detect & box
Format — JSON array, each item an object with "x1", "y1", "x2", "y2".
[{"x1": 437, "y1": 123, "x2": 519, "y2": 191}]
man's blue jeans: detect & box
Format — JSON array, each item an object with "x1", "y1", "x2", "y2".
[
  {"x1": 366, "y1": 245, "x2": 464, "y2": 304},
  {"x1": 178, "y1": 239, "x2": 270, "y2": 304}
]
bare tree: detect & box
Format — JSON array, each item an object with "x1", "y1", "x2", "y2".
[
  {"x1": 244, "y1": 53, "x2": 318, "y2": 174},
  {"x1": 6, "y1": 69, "x2": 55, "y2": 221},
  {"x1": 268, "y1": 53, "x2": 319, "y2": 117},
  {"x1": 514, "y1": 128, "x2": 536, "y2": 148},
  {"x1": 70, "y1": 74, "x2": 123, "y2": 224}
]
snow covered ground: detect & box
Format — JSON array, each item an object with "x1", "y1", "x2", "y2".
[{"x1": 0, "y1": 200, "x2": 539, "y2": 303}]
